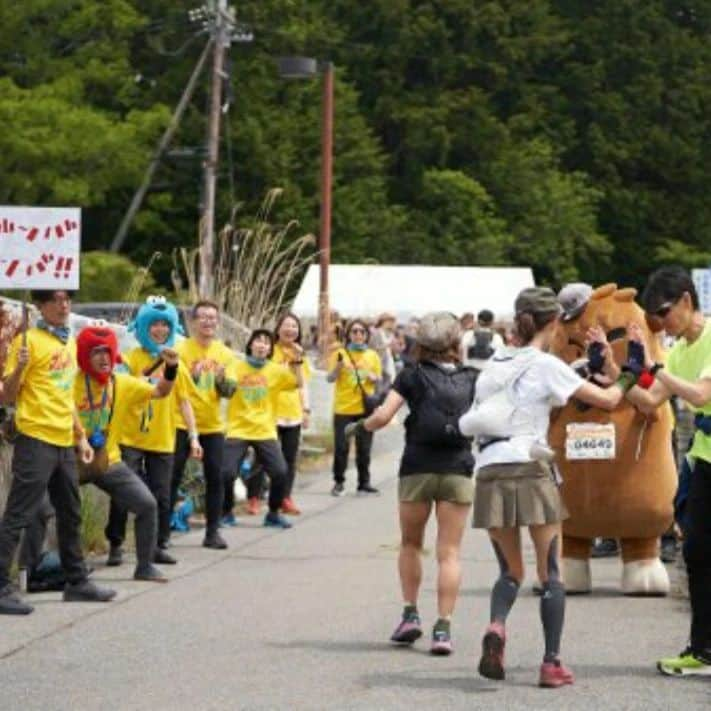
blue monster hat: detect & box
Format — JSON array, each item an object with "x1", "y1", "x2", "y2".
[{"x1": 128, "y1": 296, "x2": 184, "y2": 357}]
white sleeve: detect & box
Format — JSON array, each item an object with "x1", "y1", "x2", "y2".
[
  {"x1": 541, "y1": 354, "x2": 586, "y2": 407},
  {"x1": 492, "y1": 332, "x2": 505, "y2": 350}
]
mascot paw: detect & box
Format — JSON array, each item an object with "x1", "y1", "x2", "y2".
[
  {"x1": 622, "y1": 559, "x2": 670, "y2": 597},
  {"x1": 563, "y1": 558, "x2": 592, "y2": 594}
]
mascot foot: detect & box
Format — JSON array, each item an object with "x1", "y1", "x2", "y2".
[
  {"x1": 563, "y1": 558, "x2": 592, "y2": 594},
  {"x1": 622, "y1": 559, "x2": 670, "y2": 597}
]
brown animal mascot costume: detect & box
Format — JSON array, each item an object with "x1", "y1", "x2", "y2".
[{"x1": 549, "y1": 283, "x2": 677, "y2": 595}]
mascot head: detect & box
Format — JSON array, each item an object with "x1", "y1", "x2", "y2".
[
  {"x1": 128, "y1": 295, "x2": 183, "y2": 357},
  {"x1": 77, "y1": 322, "x2": 121, "y2": 385}
]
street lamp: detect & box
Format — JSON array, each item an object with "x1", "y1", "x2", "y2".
[{"x1": 278, "y1": 56, "x2": 334, "y2": 365}]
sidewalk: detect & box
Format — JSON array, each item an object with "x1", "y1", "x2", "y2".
[{"x1": 1, "y1": 424, "x2": 708, "y2": 710}]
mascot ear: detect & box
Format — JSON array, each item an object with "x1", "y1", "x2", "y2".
[
  {"x1": 127, "y1": 319, "x2": 137, "y2": 333},
  {"x1": 614, "y1": 288, "x2": 638, "y2": 302},
  {"x1": 591, "y1": 283, "x2": 617, "y2": 300}
]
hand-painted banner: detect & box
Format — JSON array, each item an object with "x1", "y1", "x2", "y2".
[{"x1": 0, "y1": 206, "x2": 81, "y2": 290}]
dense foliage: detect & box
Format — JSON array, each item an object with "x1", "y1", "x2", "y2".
[{"x1": 2, "y1": 1, "x2": 710, "y2": 290}]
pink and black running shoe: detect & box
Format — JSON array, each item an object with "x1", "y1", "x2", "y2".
[
  {"x1": 478, "y1": 622, "x2": 506, "y2": 680},
  {"x1": 539, "y1": 659, "x2": 575, "y2": 688},
  {"x1": 390, "y1": 612, "x2": 423, "y2": 645}
]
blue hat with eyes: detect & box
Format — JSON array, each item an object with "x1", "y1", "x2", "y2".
[{"x1": 128, "y1": 296, "x2": 184, "y2": 357}]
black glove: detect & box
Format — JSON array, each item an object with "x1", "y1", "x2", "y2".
[
  {"x1": 623, "y1": 339, "x2": 646, "y2": 377},
  {"x1": 586, "y1": 341, "x2": 605, "y2": 375}
]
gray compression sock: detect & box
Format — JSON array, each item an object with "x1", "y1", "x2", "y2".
[
  {"x1": 540, "y1": 535, "x2": 565, "y2": 662},
  {"x1": 491, "y1": 573, "x2": 520, "y2": 623},
  {"x1": 490, "y1": 540, "x2": 520, "y2": 623}
]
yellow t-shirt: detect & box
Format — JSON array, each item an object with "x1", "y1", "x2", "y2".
[
  {"x1": 226, "y1": 359, "x2": 297, "y2": 440},
  {"x1": 175, "y1": 338, "x2": 236, "y2": 434},
  {"x1": 272, "y1": 342, "x2": 311, "y2": 422},
  {"x1": 119, "y1": 348, "x2": 191, "y2": 453},
  {"x1": 3, "y1": 329, "x2": 77, "y2": 447},
  {"x1": 74, "y1": 372, "x2": 154, "y2": 466},
  {"x1": 329, "y1": 347, "x2": 382, "y2": 415}
]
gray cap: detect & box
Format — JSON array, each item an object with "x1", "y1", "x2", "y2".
[
  {"x1": 558, "y1": 282, "x2": 593, "y2": 322},
  {"x1": 416, "y1": 311, "x2": 461, "y2": 351},
  {"x1": 515, "y1": 287, "x2": 562, "y2": 317}
]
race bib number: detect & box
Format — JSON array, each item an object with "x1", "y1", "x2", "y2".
[{"x1": 565, "y1": 423, "x2": 616, "y2": 460}]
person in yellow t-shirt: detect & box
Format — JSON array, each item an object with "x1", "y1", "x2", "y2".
[
  {"x1": 104, "y1": 297, "x2": 203, "y2": 568},
  {"x1": 171, "y1": 300, "x2": 237, "y2": 550},
  {"x1": 235, "y1": 313, "x2": 312, "y2": 518},
  {"x1": 327, "y1": 318, "x2": 382, "y2": 497},
  {"x1": 74, "y1": 325, "x2": 177, "y2": 584},
  {"x1": 222, "y1": 329, "x2": 303, "y2": 530},
  {"x1": 0, "y1": 290, "x2": 115, "y2": 616}
]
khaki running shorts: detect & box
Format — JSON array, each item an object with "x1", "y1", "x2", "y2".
[{"x1": 399, "y1": 473, "x2": 474, "y2": 505}]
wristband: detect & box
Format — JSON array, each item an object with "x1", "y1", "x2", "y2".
[
  {"x1": 637, "y1": 369, "x2": 655, "y2": 390},
  {"x1": 188, "y1": 431, "x2": 199, "y2": 441},
  {"x1": 616, "y1": 371, "x2": 637, "y2": 393},
  {"x1": 164, "y1": 363, "x2": 178, "y2": 381}
]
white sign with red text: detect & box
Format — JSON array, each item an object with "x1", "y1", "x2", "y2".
[{"x1": 0, "y1": 206, "x2": 81, "y2": 290}]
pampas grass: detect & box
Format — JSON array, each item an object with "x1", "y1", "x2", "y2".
[{"x1": 172, "y1": 190, "x2": 316, "y2": 349}]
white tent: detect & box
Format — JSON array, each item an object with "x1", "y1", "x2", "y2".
[{"x1": 291, "y1": 264, "x2": 535, "y2": 322}]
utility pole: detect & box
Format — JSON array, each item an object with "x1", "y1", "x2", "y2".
[
  {"x1": 110, "y1": 38, "x2": 213, "y2": 254},
  {"x1": 199, "y1": 0, "x2": 233, "y2": 299}
]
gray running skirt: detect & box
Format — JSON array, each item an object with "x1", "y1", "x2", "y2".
[{"x1": 473, "y1": 461, "x2": 568, "y2": 529}]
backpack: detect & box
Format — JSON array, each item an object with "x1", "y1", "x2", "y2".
[
  {"x1": 458, "y1": 350, "x2": 538, "y2": 439},
  {"x1": 405, "y1": 364, "x2": 477, "y2": 447},
  {"x1": 467, "y1": 329, "x2": 495, "y2": 361}
]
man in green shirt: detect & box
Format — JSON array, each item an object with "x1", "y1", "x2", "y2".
[{"x1": 627, "y1": 266, "x2": 711, "y2": 677}]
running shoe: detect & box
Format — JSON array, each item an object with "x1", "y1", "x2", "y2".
[
  {"x1": 430, "y1": 625, "x2": 453, "y2": 656},
  {"x1": 264, "y1": 512, "x2": 293, "y2": 529},
  {"x1": 331, "y1": 482, "x2": 345, "y2": 497},
  {"x1": 281, "y1": 497, "x2": 301, "y2": 515},
  {"x1": 246, "y1": 497, "x2": 261, "y2": 515},
  {"x1": 657, "y1": 648, "x2": 711, "y2": 677},
  {"x1": 478, "y1": 622, "x2": 506, "y2": 680},
  {"x1": 539, "y1": 659, "x2": 575, "y2": 688},
  {"x1": 390, "y1": 612, "x2": 422, "y2": 645}
]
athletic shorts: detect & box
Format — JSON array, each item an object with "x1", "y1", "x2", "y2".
[{"x1": 398, "y1": 473, "x2": 474, "y2": 505}]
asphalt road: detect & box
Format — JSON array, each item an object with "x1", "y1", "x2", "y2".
[{"x1": 1, "y1": 425, "x2": 709, "y2": 710}]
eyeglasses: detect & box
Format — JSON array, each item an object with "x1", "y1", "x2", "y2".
[{"x1": 350, "y1": 328, "x2": 366, "y2": 335}]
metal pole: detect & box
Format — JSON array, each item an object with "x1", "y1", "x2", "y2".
[
  {"x1": 110, "y1": 39, "x2": 214, "y2": 254},
  {"x1": 318, "y1": 63, "x2": 334, "y2": 364},
  {"x1": 199, "y1": 0, "x2": 228, "y2": 299}
]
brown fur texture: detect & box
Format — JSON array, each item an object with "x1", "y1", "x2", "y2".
[{"x1": 549, "y1": 284, "x2": 677, "y2": 562}]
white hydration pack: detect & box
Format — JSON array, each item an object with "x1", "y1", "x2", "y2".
[{"x1": 458, "y1": 349, "x2": 539, "y2": 439}]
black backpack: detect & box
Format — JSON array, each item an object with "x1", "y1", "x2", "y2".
[
  {"x1": 467, "y1": 329, "x2": 495, "y2": 360},
  {"x1": 405, "y1": 364, "x2": 477, "y2": 447}
]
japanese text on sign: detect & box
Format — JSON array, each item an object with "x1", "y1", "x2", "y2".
[
  {"x1": 565, "y1": 422, "x2": 616, "y2": 461},
  {"x1": 0, "y1": 206, "x2": 81, "y2": 290}
]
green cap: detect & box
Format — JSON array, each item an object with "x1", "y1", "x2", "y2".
[{"x1": 515, "y1": 287, "x2": 562, "y2": 317}]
